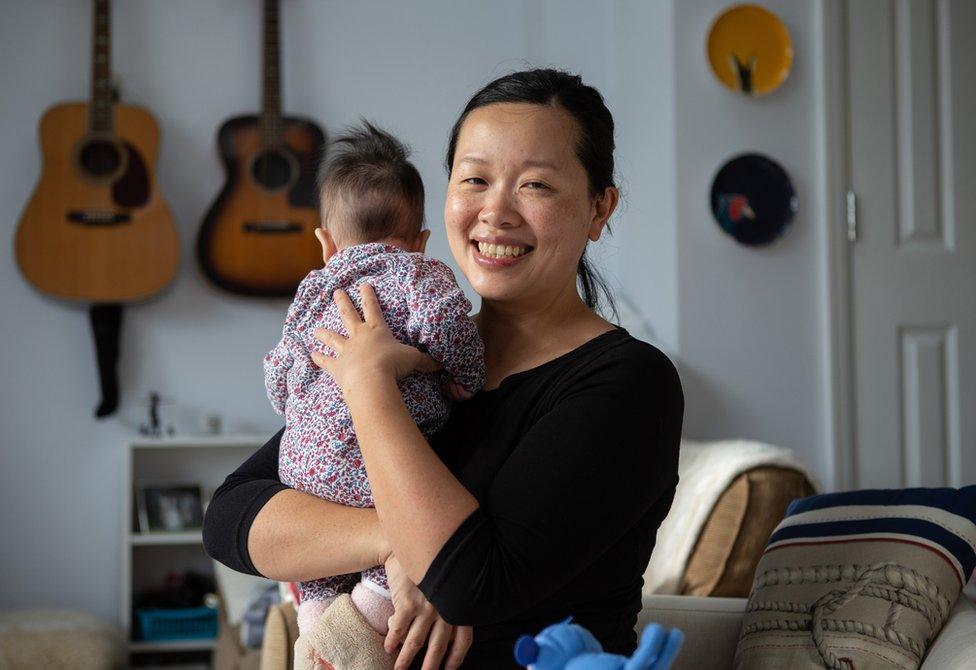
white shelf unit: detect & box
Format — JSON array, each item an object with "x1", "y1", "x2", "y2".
[{"x1": 122, "y1": 435, "x2": 266, "y2": 660}]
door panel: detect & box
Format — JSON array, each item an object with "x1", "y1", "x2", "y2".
[{"x1": 848, "y1": 0, "x2": 975, "y2": 488}]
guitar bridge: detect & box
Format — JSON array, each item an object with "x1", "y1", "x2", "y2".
[
  {"x1": 243, "y1": 221, "x2": 303, "y2": 233},
  {"x1": 68, "y1": 210, "x2": 132, "y2": 226}
]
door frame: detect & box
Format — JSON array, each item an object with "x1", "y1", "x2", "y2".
[{"x1": 818, "y1": 0, "x2": 856, "y2": 491}]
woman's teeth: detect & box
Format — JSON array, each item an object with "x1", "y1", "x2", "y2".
[{"x1": 477, "y1": 242, "x2": 529, "y2": 258}]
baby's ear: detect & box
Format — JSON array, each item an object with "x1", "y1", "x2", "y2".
[
  {"x1": 315, "y1": 227, "x2": 338, "y2": 263},
  {"x1": 411, "y1": 229, "x2": 431, "y2": 253}
]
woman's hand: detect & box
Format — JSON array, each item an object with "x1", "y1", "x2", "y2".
[
  {"x1": 311, "y1": 283, "x2": 441, "y2": 391},
  {"x1": 385, "y1": 554, "x2": 472, "y2": 670}
]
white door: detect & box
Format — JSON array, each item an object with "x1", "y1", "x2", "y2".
[{"x1": 847, "y1": 0, "x2": 976, "y2": 488}]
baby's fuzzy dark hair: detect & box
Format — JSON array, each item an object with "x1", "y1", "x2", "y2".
[{"x1": 316, "y1": 121, "x2": 425, "y2": 245}]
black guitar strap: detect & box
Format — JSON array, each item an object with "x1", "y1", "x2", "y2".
[{"x1": 90, "y1": 302, "x2": 123, "y2": 418}]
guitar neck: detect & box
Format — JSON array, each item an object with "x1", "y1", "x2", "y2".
[
  {"x1": 90, "y1": 0, "x2": 113, "y2": 134},
  {"x1": 260, "y1": 0, "x2": 283, "y2": 147}
]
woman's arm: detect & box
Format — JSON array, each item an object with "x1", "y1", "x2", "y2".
[
  {"x1": 202, "y1": 428, "x2": 389, "y2": 580},
  {"x1": 248, "y1": 489, "x2": 388, "y2": 582},
  {"x1": 202, "y1": 419, "x2": 471, "y2": 670},
  {"x1": 343, "y1": 374, "x2": 479, "y2": 582},
  {"x1": 312, "y1": 286, "x2": 479, "y2": 583}
]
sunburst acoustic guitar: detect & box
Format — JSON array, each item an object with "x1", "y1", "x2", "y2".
[
  {"x1": 198, "y1": 0, "x2": 325, "y2": 297},
  {"x1": 15, "y1": 0, "x2": 179, "y2": 417}
]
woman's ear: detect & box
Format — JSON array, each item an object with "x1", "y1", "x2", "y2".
[
  {"x1": 588, "y1": 186, "x2": 619, "y2": 242},
  {"x1": 315, "y1": 227, "x2": 339, "y2": 263}
]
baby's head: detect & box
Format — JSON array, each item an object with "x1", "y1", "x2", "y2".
[{"x1": 315, "y1": 121, "x2": 428, "y2": 261}]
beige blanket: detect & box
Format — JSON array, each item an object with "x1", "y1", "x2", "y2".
[{"x1": 643, "y1": 438, "x2": 818, "y2": 595}]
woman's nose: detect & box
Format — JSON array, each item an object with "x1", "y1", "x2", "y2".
[{"x1": 478, "y1": 188, "x2": 520, "y2": 228}]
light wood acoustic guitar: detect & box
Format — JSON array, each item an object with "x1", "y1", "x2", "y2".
[
  {"x1": 15, "y1": 0, "x2": 179, "y2": 417},
  {"x1": 198, "y1": 0, "x2": 325, "y2": 297}
]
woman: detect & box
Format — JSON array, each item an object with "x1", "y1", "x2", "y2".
[{"x1": 203, "y1": 69, "x2": 683, "y2": 670}]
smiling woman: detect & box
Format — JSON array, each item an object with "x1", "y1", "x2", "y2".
[
  {"x1": 447, "y1": 102, "x2": 612, "y2": 315},
  {"x1": 444, "y1": 74, "x2": 619, "y2": 319},
  {"x1": 203, "y1": 69, "x2": 683, "y2": 670}
]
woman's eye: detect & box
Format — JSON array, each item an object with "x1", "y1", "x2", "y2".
[
  {"x1": 462, "y1": 177, "x2": 487, "y2": 186},
  {"x1": 523, "y1": 181, "x2": 549, "y2": 190}
]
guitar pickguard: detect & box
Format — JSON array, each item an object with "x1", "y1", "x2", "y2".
[{"x1": 112, "y1": 142, "x2": 150, "y2": 208}]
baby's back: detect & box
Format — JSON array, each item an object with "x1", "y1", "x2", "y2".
[{"x1": 265, "y1": 242, "x2": 481, "y2": 504}]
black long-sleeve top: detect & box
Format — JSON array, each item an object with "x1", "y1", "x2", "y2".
[{"x1": 202, "y1": 327, "x2": 683, "y2": 668}]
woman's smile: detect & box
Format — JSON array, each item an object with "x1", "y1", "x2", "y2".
[{"x1": 470, "y1": 237, "x2": 534, "y2": 267}]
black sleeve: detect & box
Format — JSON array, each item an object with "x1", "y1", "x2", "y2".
[
  {"x1": 202, "y1": 427, "x2": 288, "y2": 577},
  {"x1": 417, "y1": 347, "x2": 683, "y2": 626}
]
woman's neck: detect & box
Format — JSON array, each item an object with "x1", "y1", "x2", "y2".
[{"x1": 475, "y1": 287, "x2": 615, "y2": 390}]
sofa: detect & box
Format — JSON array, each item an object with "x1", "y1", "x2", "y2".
[
  {"x1": 246, "y1": 590, "x2": 976, "y2": 669},
  {"x1": 636, "y1": 593, "x2": 976, "y2": 670}
]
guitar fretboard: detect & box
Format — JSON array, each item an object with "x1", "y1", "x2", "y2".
[
  {"x1": 261, "y1": 0, "x2": 283, "y2": 147},
  {"x1": 90, "y1": 0, "x2": 113, "y2": 134}
]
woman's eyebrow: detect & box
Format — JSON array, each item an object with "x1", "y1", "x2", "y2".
[
  {"x1": 521, "y1": 159, "x2": 558, "y2": 170},
  {"x1": 459, "y1": 156, "x2": 557, "y2": 170}
]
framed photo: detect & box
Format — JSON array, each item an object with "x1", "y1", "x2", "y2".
[{"x1": 136, "y1": 481, "x2": 205, "y2": 533}]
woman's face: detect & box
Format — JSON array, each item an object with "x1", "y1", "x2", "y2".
[{"x1": 445, "y1": 102, "x2": 615, "y2": 309}]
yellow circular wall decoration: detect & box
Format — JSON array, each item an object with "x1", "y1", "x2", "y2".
[{"x1": 707, "y1": 4, "x2": 793, "y2": 96}]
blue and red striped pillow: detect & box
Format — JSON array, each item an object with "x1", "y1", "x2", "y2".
[
  {"x1": 769, "y1": 487, "x2": 976, "y2": 591},
  {"x1": 735, "y1": 486, "x2": 976, "y2": 669}
]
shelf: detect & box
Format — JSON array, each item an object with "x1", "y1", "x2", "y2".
[
  {"x1": 129, "y1": 434, "x2": 267, "y2": 450},
  {"x1": 129, "y1": 638, "x2": 217, "y2": 652},
  {"x1": 123, "y1": 437, "x2": 260, "y2": 653},
  {"x1": 129, "y1": 532, "x2": 203, "y2": 546}
]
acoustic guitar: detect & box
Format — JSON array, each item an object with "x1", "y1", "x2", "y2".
[
  {"x1": 198, "y1": 0, "x2": 325, "y2": 297},
  {"x1": 15, "y1": 0, "x2": 179, "y2": 417}
]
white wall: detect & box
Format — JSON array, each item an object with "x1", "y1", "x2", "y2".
[
  {"x1": 673, "y1": 0, "x2": 831, "y2": 483},
  {"x1": 2, "y1": 0, "x2": 841, "y2": 625},
  {"x1": 0, "y1": 0, "x2": 676, "y2": 623}
]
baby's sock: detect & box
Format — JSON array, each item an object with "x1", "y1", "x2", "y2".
[
  {"x1": 297, "y1": 596, "x2": 337, "y2": 637},
  {"x1": 351, "y1": 582, "x2": 395, "y2": 636}
]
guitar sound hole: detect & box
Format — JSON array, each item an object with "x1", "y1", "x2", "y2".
[
  {"x1": 252, "y1": 150, "x2": 294, "y2": 190},
  {"x1": 79, "y1": 140, "x2": 121, "y2": 177}
]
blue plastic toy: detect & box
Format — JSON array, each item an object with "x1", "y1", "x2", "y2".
[{"x1": 514, "y1": 617, "x2": 684, "y2": 670}]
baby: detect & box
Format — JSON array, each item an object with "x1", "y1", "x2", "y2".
[{"x1": 263, "y1": 122, "x2": 485, "y2": 638}]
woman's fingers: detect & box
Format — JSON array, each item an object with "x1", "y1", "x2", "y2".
[
  {"x1": 419, "y1": 619, "x2": 453, "y2": 670},
  {"x1": 357, "y1": 282, "x2": 385, "y2": 324},
  {"x1": 384, "y1": 608, "x2": 412, "y2": 654},
  {"x1": 444, "y1": 625, "x2": 473, "y2": 670},
  {"x1": 394, "y1": 609, "x2": 436, "y2": 670},
  {"x1": 332, "y1": 288, "x2": 363, "y2": 331}
]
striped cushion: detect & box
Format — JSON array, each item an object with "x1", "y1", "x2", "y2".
[{"x1": 734, "y1": 486, "x2": 976, "y2": 670}]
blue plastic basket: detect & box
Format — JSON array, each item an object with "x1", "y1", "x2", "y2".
[{"x1": 136, "y1": 606, "x2": 218, "y2": 642}]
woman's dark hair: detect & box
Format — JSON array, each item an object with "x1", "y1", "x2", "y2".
[
  {"x1": 445, "y1": 68, "x2": 617, "y2": 317},
  {"x1": 317, "y1": 121, "x2": 425, "y2": 246}
]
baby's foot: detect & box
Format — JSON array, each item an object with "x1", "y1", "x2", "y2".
[
  {"x1": 351, "y1": 582, "x2": 395, "y2": 635},
  {"x1": 302, "y1": 594, "x2": 395, "y2": 670},
  {"x1": 297, "y1": 597, "x2": 336, "y2": 637}
]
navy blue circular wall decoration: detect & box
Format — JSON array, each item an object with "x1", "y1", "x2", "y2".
[{"x1": 709, "y1": 153, "x2": 797, "y2": 246}]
